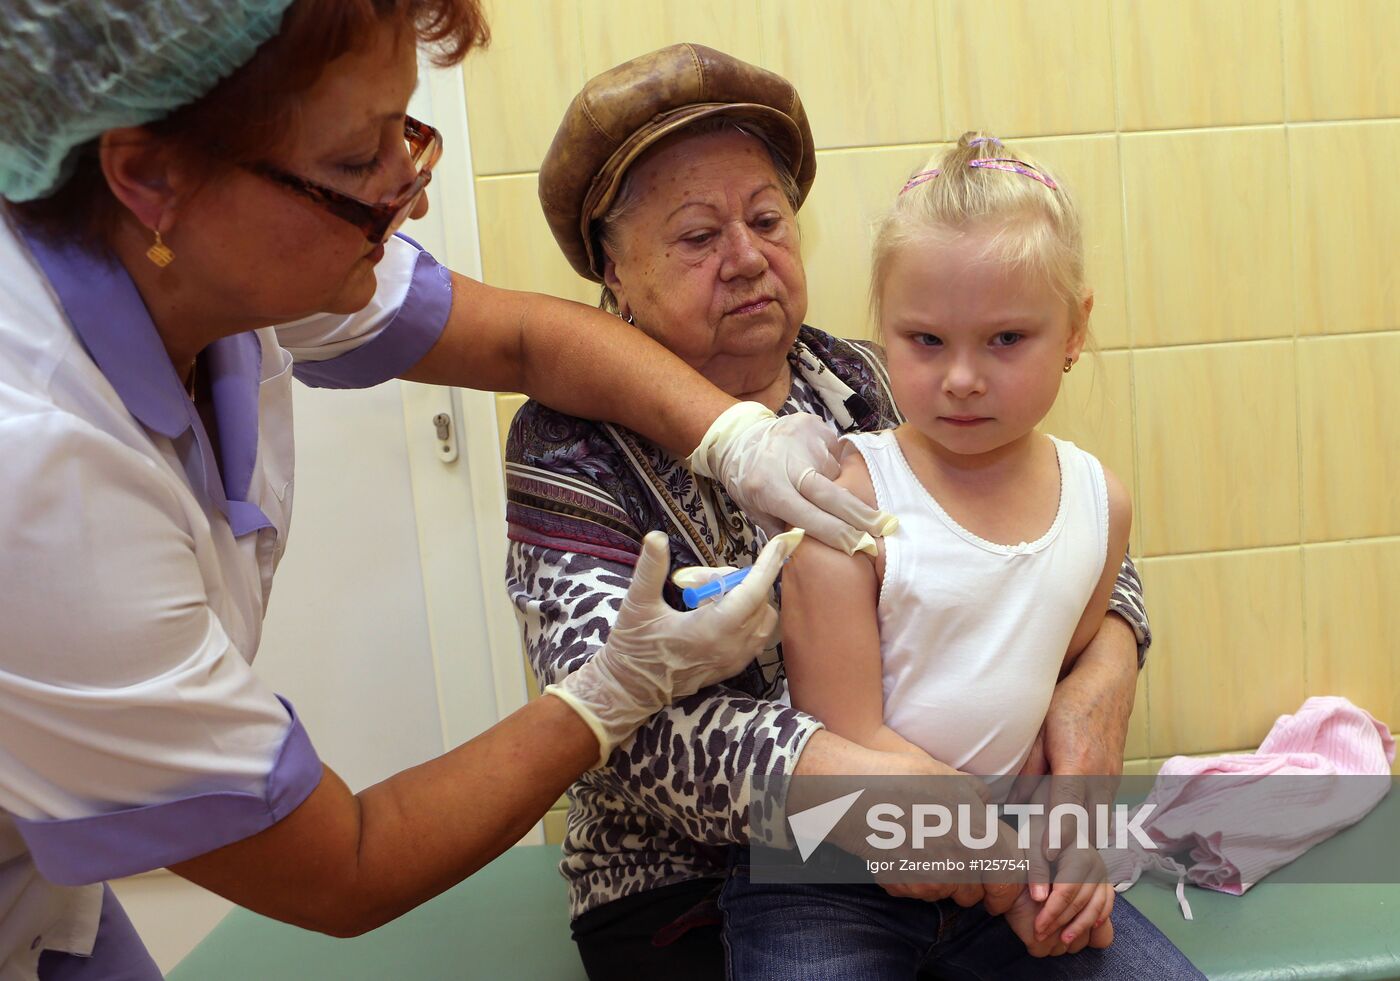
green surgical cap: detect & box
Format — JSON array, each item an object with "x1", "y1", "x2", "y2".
[{"x1": 0, "y1": 0, "x2": 298, "y2": 202}]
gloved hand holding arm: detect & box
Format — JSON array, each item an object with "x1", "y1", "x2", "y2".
[{"x1": 688, "y1": 402, "x2": 897, "y2": 556}]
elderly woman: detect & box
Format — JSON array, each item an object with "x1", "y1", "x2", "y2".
[{"x1": 506, "y1": 44, "x2": 1198, "y2": 980}]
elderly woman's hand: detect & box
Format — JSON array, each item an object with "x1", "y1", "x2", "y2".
[
  {"x1": 689, "y1": 404, "x2": 896, "y2": 555},
  {"x1": 545, "y1": 530, "x2": 800, "y2": 767}
]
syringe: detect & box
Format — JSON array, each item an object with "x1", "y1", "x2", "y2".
[
  {"x1": 681, "y1": 566, "x2": 754, "y2": 609},
  {"x1": 678, "y1": 528, "x2": 806, "y2": 609}
]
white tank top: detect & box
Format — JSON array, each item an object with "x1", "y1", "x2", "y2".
[{"x1": 844, "y1": 431, "x2": 1110, "y2": 777}]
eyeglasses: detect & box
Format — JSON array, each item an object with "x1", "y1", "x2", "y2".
[{"x1": 249, "y1": 115, "x2": 443, "y2": 245}]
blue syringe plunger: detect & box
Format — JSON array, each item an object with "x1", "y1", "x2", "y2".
[{"x1": 681, "y1": 566, "x2": 753, "y2": 609}]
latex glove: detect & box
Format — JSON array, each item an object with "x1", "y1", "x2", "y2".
[
  {"x1": 688, "y1": 402, "x2": 896, "y2": 556},
  {"x1": 669, "y1": 529, "x2": 805, "y2": 646},
  {"x1": 547, "y1": 529, "x2": 802, "y2": 767}
]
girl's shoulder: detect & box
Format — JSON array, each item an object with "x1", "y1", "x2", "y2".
[{"x1": 833, "y1": 430, "x2": 896, "y2": 511}]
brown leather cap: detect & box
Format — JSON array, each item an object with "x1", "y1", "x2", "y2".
[{"x1": 538, "y1": 42, "x2": 816, "y2": 283}]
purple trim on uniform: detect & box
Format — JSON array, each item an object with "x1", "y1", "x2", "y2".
[
  {"x1": 14, "y1": 697, "x2": 323, "y2": 887},
  {"x1": 17, "y1": 227, "x2": 273, "y2": 537},
  {"x1": 293, "y1": 236, "x2": 452, "y2": 390},
  {"x1": 37, "y1": 885, "x2": 160, "y2": 980},
  {"x1": 206, "y1": 328, "x2": 263, "y2": 509}
]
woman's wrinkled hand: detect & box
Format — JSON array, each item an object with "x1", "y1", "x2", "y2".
[
  {"x1": 545, "y1": 530, "x2": 800, "y2": 767},
  {"x1": 689, "y1": 404, "x2": 895, "y2": 555}
]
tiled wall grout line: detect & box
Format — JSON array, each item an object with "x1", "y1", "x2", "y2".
[
  {"x1": 1107, "y1": 0, "x2": 1147, "y2": 747},
  {"x1": 1109, "y1": 330, "x2": 1400, "y2": 356},
  {"x1": 1281, "y1": 38, "x2": 1312, "y2": 687},
  {"x1": 930, "y1": 0, "x2": 949, "y2": 145},
  {"x1": 470, "y1": 123, "x2": 1400, "y2": 181},
  {"x1": 1106, "y1": 0, "x2": 1124, "y2": 135},
  {"x1": 1301, "y1": 534, "x2": 1400, "y2": 551},
  {"x1": 1287, "y1": 116, "x2": 1400, "y2": 130},
  {"x1": 1277, "y1": 0, "x2": 1308, "y2": 692},
  {"x1": 1142, "y1": 543, "x2": 1305, "y2": 563},
  {"x1": 1278, "y1": 0, "x2": 1293, "y2": 124},
  {"x1": 1142, "y1": 536, "x2": 1400, "y2": 564},
  {"x1": 1111, "y1": 36, "x2": 1146, "y2": 626}
]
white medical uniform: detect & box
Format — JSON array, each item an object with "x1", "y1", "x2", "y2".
[{"x1": 0, "y1": 214, "x2": 453, "y2": 979}]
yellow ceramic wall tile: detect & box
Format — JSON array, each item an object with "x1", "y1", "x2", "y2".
[
  {"x1": 1283, "y1": 0, "x2": 1400, "y2": 121},
  {"x1": 1297, "y1": 334, "x2": 1400, "y2": 541},
  {"x1": 937, "y1": 0, "x2": 1115, "y2": 138},
  {"x1": 1125, "y1": 669, "x2": 1149, "y2": 762},
  {"x1": 1290, "y1": 122, "x2": 1400, "y2": 335},
  {"x1": 1113, "y1": 0, "x2": 1285, "y2": 130},
  {"x1": 543, "y1": 808, "x2": 569, "y2": 845},
  {"x1": 579, "y1": 2, "x2": 763, "y2": 79},
  {"x1": 761, "y1": 0, "x2": 940, "y2": 148},
  {"x1": 1134, "y1": 342, "x2": 1299, "y2": 556},
  {"x1": 1120, "y1": 129, "x2": 1294, "y2": 346},
  {"x1": 1124, "y1": 748, "x2": 1269, "y2": 778},
  {"x1": 463, "y1": 0, "x2": 585, "y2": 175},
  {"x1": 799, "y1": 145, "x2": 941, "y2": 341},
  {"x1": 496, "y1": 392, "x2": 528, "y2": 458},
  {"x1": 1120, "y1": 758, "x2": 1158, "y2": 778},
  {"x1": 474, "y1": 175, "x2": 599, "y2": 304},
  {"x1": 1041, "y1": 351, "x2": 1140, "y2": 557},
  {"x1": 1143, "y1": 548, "x2": 1306, "y2": 757},
  {"x1": 1015, "y1": 136, "x2": 1128, "y2": 350},
  {"x1": 1303, "y1": 539, "x2": 1400, "y2": 728}
]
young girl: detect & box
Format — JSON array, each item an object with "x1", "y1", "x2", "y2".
[{"x1": 723, "y1": 134, "x2": 1144, "y2": 979}]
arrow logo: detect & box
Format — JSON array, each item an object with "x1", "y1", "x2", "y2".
[{"x1": 786, "y1": 790, "x2": 864, "y2": 861}]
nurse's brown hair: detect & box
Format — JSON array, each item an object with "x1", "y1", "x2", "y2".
[{"x1": 8, "y1": 0, "x2": 489, "y2": 248}]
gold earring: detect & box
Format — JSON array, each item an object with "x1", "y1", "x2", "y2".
[
  {"x1": 1063, "y1": 357, "x2": 1074, "y2": 373},
  {"x1": 146, "y1": 230, "x2": 174, "y2": 268}
]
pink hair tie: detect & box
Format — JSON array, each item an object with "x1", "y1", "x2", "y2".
[
  {"x1": 969, "y1": 158, "x2": 1059, "y2": 190},
  {"x1": 899, "y1": 157, "x2": 1059, "y2": 196},
  {"x1": 899, "y1": 169, "x2": 940, "y2": 194}
]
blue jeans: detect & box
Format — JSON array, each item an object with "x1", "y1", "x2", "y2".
[{"x1": 719, "y1": 858, "x2": 1205, "y2": 981}]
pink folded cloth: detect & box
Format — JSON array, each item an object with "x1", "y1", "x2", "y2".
[{"x1": 1106, "y1": 696, "x2": 1395, "y2": 919}]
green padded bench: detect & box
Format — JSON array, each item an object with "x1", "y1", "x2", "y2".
[
  {"x1": 173, "y1": 804, "x2": 1400, "y2": 980},
  {"x1": 171, "y1": 845, "x2": 585, "y2": 981}
]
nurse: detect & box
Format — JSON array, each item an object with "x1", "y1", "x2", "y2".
[{"x1": 0, "y1": 2, "x2": 891, "y2": 977}]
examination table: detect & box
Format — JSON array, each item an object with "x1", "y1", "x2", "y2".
[{"x1": 172, "y1": 791, "x2": 1400, "y2": 980}]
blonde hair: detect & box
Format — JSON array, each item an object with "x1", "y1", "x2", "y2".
[{"x1": 870, "y1": 132, "x2": 1086, "y2": 335}]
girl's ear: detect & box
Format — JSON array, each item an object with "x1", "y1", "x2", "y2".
[{"x1": 1066, "y1": 289, "x2": 1094, "y2": 360}]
